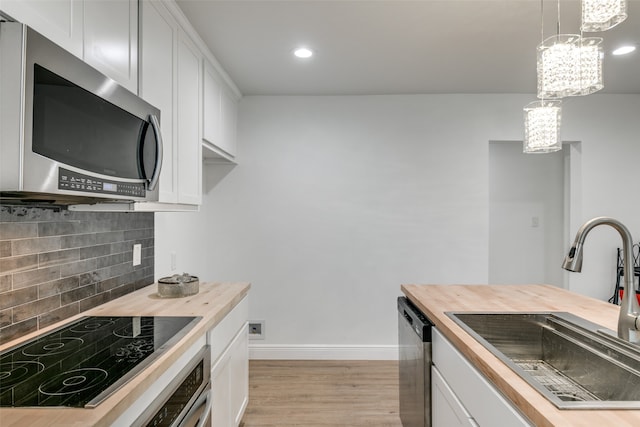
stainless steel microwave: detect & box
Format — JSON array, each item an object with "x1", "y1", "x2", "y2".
[{"x1": 0, "y1": 22, "x2": 163, "y2": 203}]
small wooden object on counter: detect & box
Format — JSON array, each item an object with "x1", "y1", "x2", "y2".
[{"x1": 157, "y1": 273, "x2": 200, "y2": 298}]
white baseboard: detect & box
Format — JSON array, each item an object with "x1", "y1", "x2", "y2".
[{"x1": 249, "y1": 344, "x2": 399, "y2": 360}]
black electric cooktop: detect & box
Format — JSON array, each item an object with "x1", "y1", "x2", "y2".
[{"x1": 0, "y1": 316, "x2": 200, "y2": 408}]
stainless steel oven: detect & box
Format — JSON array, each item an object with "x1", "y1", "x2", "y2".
[{"x1": 134, "y1": 346, "x2": 212, "y2": 427}]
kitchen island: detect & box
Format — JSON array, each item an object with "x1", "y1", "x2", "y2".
[
  {"x1": 402, "y1": 284, "x2": 640, "y2": 427},
  {"x1": 0, "y1": 281, "x2": 250, "y2": 427}
]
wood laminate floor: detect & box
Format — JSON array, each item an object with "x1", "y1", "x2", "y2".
[{"x1": 239, "y1": 360, "x2": 403, "y2": 427}]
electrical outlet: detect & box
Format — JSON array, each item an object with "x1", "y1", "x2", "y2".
[
  {"x1": 531, "y1": 216, "x2": 540, "y2": 228},
  {"x1": 132, "y1": 244, "x2": 142, "y2": 266},
  {"x1": 248, "y1": 321, "x2": 265, "y2": 340}
]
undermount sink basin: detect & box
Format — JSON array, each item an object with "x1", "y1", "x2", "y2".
[{"x1": 447, "y1": 312, "x2": 640, "y2": 409}]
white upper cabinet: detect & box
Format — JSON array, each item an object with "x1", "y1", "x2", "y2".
[
  {"x1": 220, "y1": 84, "x2": 238, "y2": 158},
  {"x1": 176, "y1": 29, "x2": 202, "y2": 205},
  {"x1": 0, "y1": 0, "x2": 83, "y2": 57},
  {"x1": 83, "y1": 0, "x2": 138, "y2": 93},
  {"x1": 138, "y1": 0, "x2": 201, "y2": 207},
  {"x1": 0, "y1": 0, "x2": 137, "y2": 92},
  {"x1": 3, "y1": 0, "x2": 239, "y2": 210},
  {"x1": 203, "y1": 61, "x2": 223, "y2": 151},
  {"x1": 139, "y1": 0, "x2": 177, "y2": 204},
  {"x1": 203, "y1": 59, "x2": 238, "y2": 162}
]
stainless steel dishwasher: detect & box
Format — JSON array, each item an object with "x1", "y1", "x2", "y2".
[{"x1": 398, "y1": 296, "x2": 433, "y2": 427}]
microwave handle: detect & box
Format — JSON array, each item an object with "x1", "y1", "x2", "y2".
[{"x1": 147, "y1": 114, "x2": 163, "y2": 191}]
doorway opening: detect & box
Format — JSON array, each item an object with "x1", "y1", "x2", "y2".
[{"x1": 489, "y1": 141, "x2": 580, "y2": 288}]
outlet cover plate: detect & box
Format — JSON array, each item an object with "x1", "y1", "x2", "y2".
[
  {"x1": 133, "y1": 244, "x2": 142, "y2": 266},
  {"x1": 248, "y1": 321, "x2": 265, "y2": 340}
]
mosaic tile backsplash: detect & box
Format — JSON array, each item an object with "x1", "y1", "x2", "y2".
[{"x1": 0, "y1": 204, "x2": 154, "y2": 345}]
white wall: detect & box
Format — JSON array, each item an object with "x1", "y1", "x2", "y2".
[
  {"x1": 156, "y1": 93, "x2": 640, "y2": 356},
  {"x1": 562, "y1": 95, "x2": 640, "y2": 300}
]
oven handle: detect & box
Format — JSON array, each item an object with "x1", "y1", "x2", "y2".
[{"x1": 179, "y1": 386, "x2": 212, "y2": 427}]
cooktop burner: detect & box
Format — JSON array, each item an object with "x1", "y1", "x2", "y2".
[{"x1": 0, "y1": 316, "x2": 199, "y2": 408}]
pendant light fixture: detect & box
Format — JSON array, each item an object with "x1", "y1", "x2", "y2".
[
  {"x1": 537, "y1": 34, "x2": 581, "y2": 99},
  {"x1": 525, "y1": 0, "x2": 562, "y2": 154},
  {"x1": 537, "y1": 0, "x2": 603, "y2": 99},
  {"x1": 581, "y1": 0, "x2": 628, "y2": 32},
  {"x1": 524, "y1": 100, "x2": 563, "y2": 153}
]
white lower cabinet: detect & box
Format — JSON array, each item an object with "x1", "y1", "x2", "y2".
[
  {"x1": 229, "y1": 325, "x2": 249, "y2": 425},
  {"x1": 208, "y1": 296, "x2": 249, "y2": 426},
  {"x1": 432, "y1": 366, "x2": 478, "y2": 427},
  {"x1": 211, "y1": 323, "x2": 249, "y2": 426},
  {"x1": 431, "y1": 329, "x2": 532, "y2": 427}
]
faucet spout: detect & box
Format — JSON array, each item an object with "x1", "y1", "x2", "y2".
[{"x1": 562, "y1": 217, "x2": 640, "y2": 343}]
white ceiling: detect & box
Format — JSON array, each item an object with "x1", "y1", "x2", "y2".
[{"x1": 175, "y1": 0, "x2": 640, "y2": 96}]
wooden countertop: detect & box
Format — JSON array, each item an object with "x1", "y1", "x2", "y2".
[
  {"x1": 0, "y1": 281, "x2": 250, "y2": 427},
  {"x1": 401, "y1": 284, "x2": 640, "y2": 427}
]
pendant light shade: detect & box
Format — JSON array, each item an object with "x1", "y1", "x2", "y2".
[
  {"x1": 537, "y1": 35, "x2": 581, "y2": 99},
  {"x1": 537, "y1": 35, "x2": 603, "y2": 98},
  {"x1": 576, "y1": 37, "x2": 604, "y2": 95},
  {"x1": 581, "y1": 0, "x2": 627, "y2": 32},
  {"x1": 523, "y1": 100, "x2": 562, "y2": 153}
]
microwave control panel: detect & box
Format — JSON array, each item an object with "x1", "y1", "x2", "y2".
[{"x1": 58, "y1": 168, "x2": 146, "y2": 197}]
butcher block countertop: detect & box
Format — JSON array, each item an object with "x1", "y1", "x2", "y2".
[
  {"x1": 401, "y1": 284, "x2": 640, "y2": 427},
  {"x1": 0, "y1": 281, "x2": 250, "y2": 427}
]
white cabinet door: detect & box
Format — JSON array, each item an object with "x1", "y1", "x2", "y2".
[
  {"x1": 202, "y1": 59, "x2": 237, "y2": 161},
  {"x1": 0, "y1": 0, "x2": 83, "y2": 57},
  {"x1": 207, "y1": 297, "x2": 249, "y2": 427},
  {"x1": 139, "y1": 0, "x2": 177, "y2": 203},
  {"x1": 229, "y1": 323, "x2": 249, "y2": 425},
  {"x1": 83, "y1": 0, "x2": 137, "y2": 93},
  {"x1": 220, "y1": 84, "x2": 238, "y2": 157},
  {"x1": 139, "y1": 0, "x2": 202, "y2": 207},
  {"x1": 1, "y1": 0, "x2": 137, "y2": 92},
  {"x1": 432, "y1": 366, "x2": 478, "y2": 427},
  {"x1": 176, "y1": 29, "x2": 202, "y2": 205},
  {"x1": 210, "y1": 324, "x2": 249, "y2": 427},
  {"x1": 211, "y1": 352, "x2": 233, "y2": 427},
  {"x1": 203, "y1": 61, "x2": 222, "y2": 148}
]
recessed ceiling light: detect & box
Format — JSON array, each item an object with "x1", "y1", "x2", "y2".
[
  {"x1": 293, "y1": 47, "x2": 313, "y2": 59},
  {"x1": 612, "y1": 45, "x2": 636, "y2": 56}
]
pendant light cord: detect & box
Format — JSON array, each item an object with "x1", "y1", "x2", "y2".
[
  {"x1": 541, "y1": 0, "x2": 545, "y2": 102},
  {"x1": 556, "y1": 0, "x2": 561, "y2": 36},
  {"x1": 541, "y1": 0, "x2": 544, "y2": 43}
]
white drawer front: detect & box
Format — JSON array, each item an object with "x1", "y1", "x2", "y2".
[
  {"x1": 208, "y1": 296, "x2": 248, "y2": 363},
  {"x1": 432, "y1": 329, "x2": 532, "y2": 427}
]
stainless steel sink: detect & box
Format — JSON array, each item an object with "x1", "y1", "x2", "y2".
[{"x1": 447, "y1": 312, "x2": 640, "y2": 409}]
